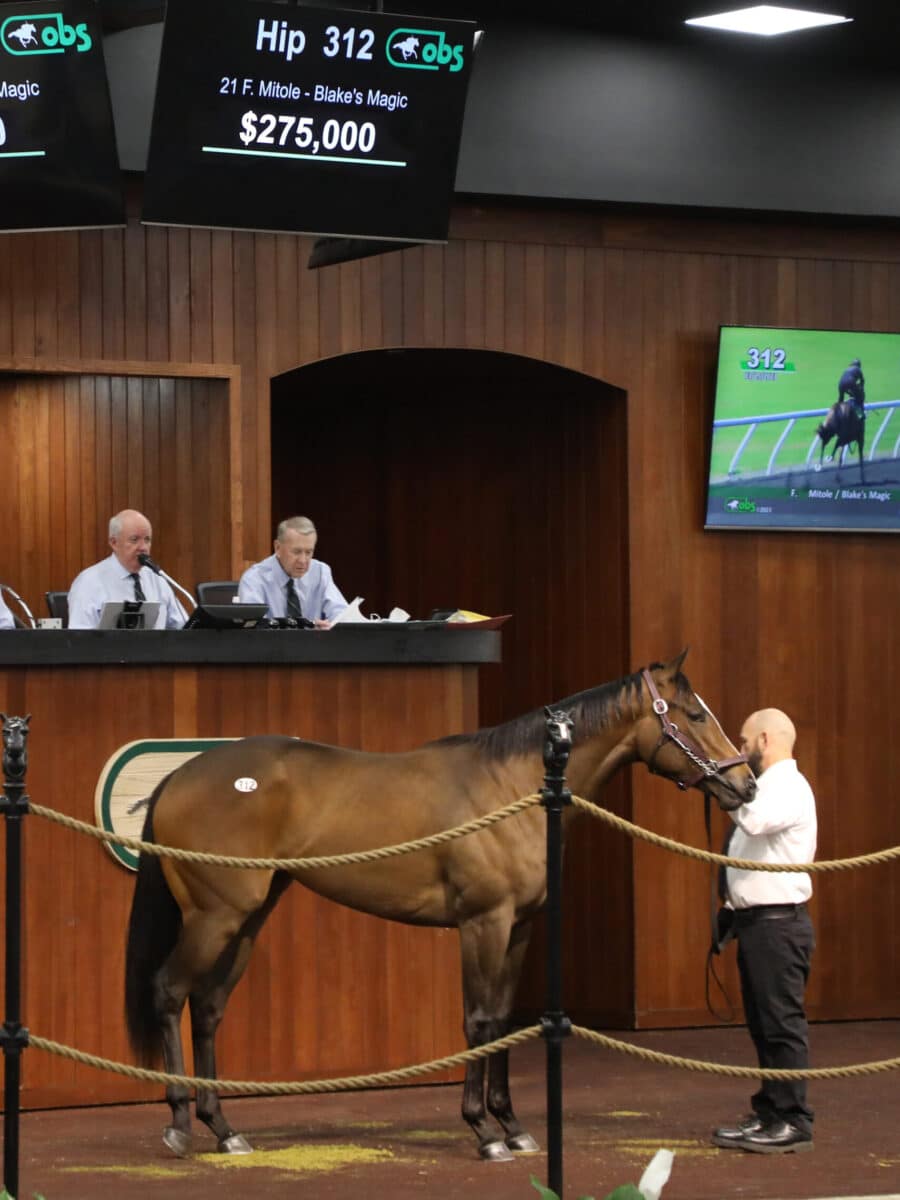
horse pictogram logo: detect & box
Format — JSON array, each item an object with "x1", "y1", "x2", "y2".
[
  {"x1": 386, "y1": 27, "x2": 465, "y2": 72},
  {"x1": 0, "y1": 12, "x2": 92, "y2": 55},
  {"x1": 7, "y1": 21, "x2": 37, "y2": 47},
  {"x1": 393, "y1": 34, "x2": 419, "y2": 61}
]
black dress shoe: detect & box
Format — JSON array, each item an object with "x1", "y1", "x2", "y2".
[
  {"x1": 711, "y1": 1114, "x2": 765, "y2": 1147},
  {"x1": 740, "y1": 1120, "x2": 813, "y2": 1154}
]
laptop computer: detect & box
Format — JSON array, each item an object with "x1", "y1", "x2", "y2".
[{"x1": 98, "y1": 600, "x2": 161, "y2": 630}]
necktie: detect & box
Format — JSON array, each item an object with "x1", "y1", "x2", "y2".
[
  {"x1": 285, "y1": 579, "x2": 303, "y2": 621},
  {"x1": 130, "y1": 572, "x2": 146, "y2": 603}
]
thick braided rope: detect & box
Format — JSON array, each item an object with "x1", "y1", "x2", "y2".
[
  {"x1": 28, "y1": 794, "x2": 542, "y2": 870},
  {"x1": 28, "y1": 1026, "x2": 542, "y2": 1094},
  {"x1": 31, "y1": 794, "x2": 898, "y2": 873},
  {"x1": 571, "y1": 795, "x2": 900, "y2": 873},
  {"x1": 571, "y1": 1026, "x2": 900, "y2": 1079},
  {"x1": 28, "y1": 1025, "x2": 899, "y2": 1090}
]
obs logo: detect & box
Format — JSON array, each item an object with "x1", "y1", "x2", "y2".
[
  {"x1": 386, "y1": 28, "x2": 465, "y2": 72},
  {"x1": 1, "y1": 12, "x2": 92, "y2": 55}
]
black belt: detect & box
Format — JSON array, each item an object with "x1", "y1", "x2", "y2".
[{"x1": 733, "y1": 902, "x2": 806, "y2": 924}]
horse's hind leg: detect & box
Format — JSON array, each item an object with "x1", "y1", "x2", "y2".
[
  {"x1": 485, "y1": 921, "x2": 540, "y2": 1155},
  {"x1": 191, "y1": 874, "x2": 291, "y2": 1153},
  {"x1": 155, "y1": 904, "x2": 254, "y2": 1156},
  {"x1": 460, "y1": 908, "x2": 534, "y2": 1162}
]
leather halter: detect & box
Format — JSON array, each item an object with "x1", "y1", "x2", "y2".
[{"x1": 640, "y1": 670, "x2": 747, "y2": 791}]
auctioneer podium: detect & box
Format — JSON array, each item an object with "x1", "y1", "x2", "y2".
[{"x1": 0, "y1": 625, "x2": 500, "y2": 1109}]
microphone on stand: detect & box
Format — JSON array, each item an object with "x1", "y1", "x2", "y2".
[
  {"x1": 0, "y1": 583, "x2": 37, "y2": 629},
  {"x1": 137, "y1": 552, "x2": 197, "y2": 611}
]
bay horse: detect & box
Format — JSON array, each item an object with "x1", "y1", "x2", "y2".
[
  {"x1": 124, "y1": 651, "x2": 755, "y2": 1161},
  {"x1": 816, "y1": 400, "x2": 865, "y2": 482}
]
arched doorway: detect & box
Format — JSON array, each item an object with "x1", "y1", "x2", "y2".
[{"x1": 272, "y1": 348, "x2": 634, "y2": 1024}]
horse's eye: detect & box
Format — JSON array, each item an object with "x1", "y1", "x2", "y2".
[{"x1": 685, "y1": 709, "x2": 705, "y2": 723}]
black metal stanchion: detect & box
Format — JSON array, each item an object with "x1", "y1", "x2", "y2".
[
  {"x1": 1, "y1": 714, "x2": 31, "y2": 1200},
  {"x1": 541, "y1": 708, "x2": 573, "y2": 1199}
]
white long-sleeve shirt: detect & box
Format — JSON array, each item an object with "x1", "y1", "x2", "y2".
[
  {"x1": 67, "y1": 554, "x2": 187, "y2": 630},
  {"x1": 726, "y1": 758, "x2": 817, "y2": 909}
]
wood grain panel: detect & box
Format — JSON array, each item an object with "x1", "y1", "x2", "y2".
[
  {"x1": 1, "y1": 196, "x2": 898, "y2": 1038},
  {"x1": 0, "y1": 371, "x2": 232, "y2": 617},
  {"x1": 0, "y1": 662, "x2": 476, "y2": 1109}
]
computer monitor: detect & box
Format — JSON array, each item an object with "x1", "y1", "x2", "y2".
[{"x1": 183, "y1": 603, "x2": 269, "y2": 629}]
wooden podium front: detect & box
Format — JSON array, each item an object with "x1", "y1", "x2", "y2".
[{"x1": 0, "y1": 628, "x2": 500, "y2": 1109}]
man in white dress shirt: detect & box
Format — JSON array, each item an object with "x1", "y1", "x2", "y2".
[
  {"x1": 67, "y1": 509, "x2": 187, "y2": 630},
  {"x1": 0, "y1": 590, "x2": 14, "y2": 629},
  {"x1": 712, "y1": 707, "x2": 817, "y2": 1155},
  {"x1": 238, "y1": 515, "x2": 347, "y2": 629}
]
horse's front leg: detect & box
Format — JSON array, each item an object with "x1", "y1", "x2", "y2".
[
  {"x1": 485, "y1": 920, "x2": 540, "y2": 1155},
  {"x1": 459, "y1": 908, "x2": 517, "y2": 1161}
]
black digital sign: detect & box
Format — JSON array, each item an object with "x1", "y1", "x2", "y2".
[
  {"x1": 0, "y1": 0, "x2": 124, "y2": 231},
  {"x1": 142, "y1": 0, "x2": 476, "y2": 243}
]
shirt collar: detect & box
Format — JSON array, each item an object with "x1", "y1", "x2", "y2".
[{"x1": 757, "y1": 757, "x2": 798, "y2": 789}]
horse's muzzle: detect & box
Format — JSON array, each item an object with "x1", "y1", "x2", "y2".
[{"x1": 710, "y1": 770, "x2": 756, "y2": 811}]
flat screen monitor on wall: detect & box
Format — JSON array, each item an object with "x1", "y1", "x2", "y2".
[
  {"x1": 704, "y1": 325, "x2": 900, "y2": 533},
  {"x1": 0, "y1": 0, "x2": 124, "y2": 231},
  {"x1": 142, "y1": 0, "x2": 476, "y2": 242}
]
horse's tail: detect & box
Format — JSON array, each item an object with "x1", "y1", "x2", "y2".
[{"x1": 124, "y1": 776, "x2": 182, "y2": 1065}]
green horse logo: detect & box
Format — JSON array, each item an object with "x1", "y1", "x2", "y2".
[
  {"x1": 1, "y1": 12, "x2": 92, "y2": 54},
  {"x1": 386, "y1": 27, "x2": 465, "y2": 72}
]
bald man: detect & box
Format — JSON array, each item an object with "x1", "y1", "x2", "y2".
[
  {"x1": 712, "y1": 708, "x2": 817, "y2": 1154},
  {"x1": 67, "y1": 509, "x2": 187, "y2": 630}
]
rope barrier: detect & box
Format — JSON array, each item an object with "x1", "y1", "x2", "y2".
[
  {"x1": 569, "y1": 1027, "x2": 900, "y2": 1080},
  {"x1": 29, "y1": 794, "x2": 543, "y2": 870},
  {"x1": 28, "y1": 1027, "x2": 543, "y2": 1094},
  {"x1": 15, "y1": 788, "x2": 900, "y2": 1109},
  {"x1": 27, "y1": 1024, "x2": 899, "y2": 1095},
  {"x1": 29, "y1": 794, "x2": 900, "y2": 872},
  {"x1": 570, "y1": 794, "x2": 900, "y2": 873}
]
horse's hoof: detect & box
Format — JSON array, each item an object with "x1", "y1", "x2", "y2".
[
  {"x1": 479, "y1": 1139, "x2": 514, "y2": 1162},
  {"x1": 218, "y1": 1133, "x2": 253, "y2": 1155},
  {"x1": 506, "y1": 1132, "x2": 541, "y2": 1154},
  {"x1": 162, "y1": 1127, "x2": 193, "y2": 1158}
]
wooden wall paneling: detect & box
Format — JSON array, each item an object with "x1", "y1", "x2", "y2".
[
  {"x1": 77, "y1": 231, "x2": 102, "y2": 358},
  {"x1": 0, "y1": 365, "x2": 237, "y2": 617},
  {"x1": 0, "y1": 237, "x2": 11, "y2": 358},
  {"x1": 359, "y1": 253, "x2": 384, "y2": 350},
  {"x1": 11, "y1": 235, "x2": 35, "y2": 355},
  {"x1": 3, "y1": 200, "x2": 899, "y2": 1031},
  {"x1": 189, "y1": 229, "x2": 213, "y2": 363},
  {"x1": 167, "y1": 229, "x2": 191, "y2": 363},
  {"x1": 211, "y1": 230, "x2": 235, "y2": 365}
]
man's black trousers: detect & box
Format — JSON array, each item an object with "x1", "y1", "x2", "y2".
[{"x1": 735, "y1": 904, "x2": 815, "y2": 1133}]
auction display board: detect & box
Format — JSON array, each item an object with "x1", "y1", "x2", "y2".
[
  {"x1": 0, "y1": 0, "x2": 124, "y2": 230},
  {"x1": 142, "y1": 0, "x2": 476, "y2": 242}
]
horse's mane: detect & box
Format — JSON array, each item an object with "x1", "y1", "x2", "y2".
[{"x1": 432, "y1": 663, "x2": 687, "y2": 762}]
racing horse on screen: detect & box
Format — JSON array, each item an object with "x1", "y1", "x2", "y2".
[
  {"x1": 124, "y1": 651, "x2": 755, "y2": 1162},
  {"x1": 816, "y1": 400, "x2": 865, "y2": 482}
]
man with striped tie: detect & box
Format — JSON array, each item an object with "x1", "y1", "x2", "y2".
[{"x1": 67, "y1": 509, "x2": 187, "y2": 630}]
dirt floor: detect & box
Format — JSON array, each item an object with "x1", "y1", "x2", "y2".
[{"x1": 10, "y1": 1020, "x2": 899, "y2": 1200}]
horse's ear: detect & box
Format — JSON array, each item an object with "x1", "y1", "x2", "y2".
[{"x1": 662, "y1": 648, "x2": 689, "y2": 678}]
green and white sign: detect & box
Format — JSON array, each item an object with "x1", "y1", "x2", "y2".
[{"x1": 95, "y1": 739, "x2": 231, "y2": 871}]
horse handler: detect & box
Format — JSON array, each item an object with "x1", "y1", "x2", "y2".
[{"x1": 712, "y1": 708, "x2": 817, "y2": 1154}]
